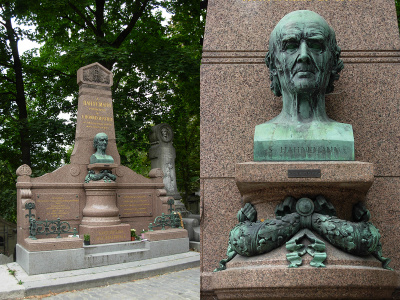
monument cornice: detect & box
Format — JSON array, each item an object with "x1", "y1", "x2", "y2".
[
  {"x1": 19, "y1": 182, "x2": 165, "y2": 189},
  {"x1": 201, "y1": 50, "x2": 400, "y2": 64}
]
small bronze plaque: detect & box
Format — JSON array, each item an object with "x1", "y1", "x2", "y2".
[{"x1": 288, "y1": 169, "x2": 321, "y2": 178}]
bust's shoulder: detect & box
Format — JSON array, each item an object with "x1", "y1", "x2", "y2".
[{"x1": 89, "y1": 154, "x2": 98, "y2": 164}]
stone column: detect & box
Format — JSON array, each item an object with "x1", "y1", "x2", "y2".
[{"x1": 81, "y1": 165, "x2": 120, "y2": 226}]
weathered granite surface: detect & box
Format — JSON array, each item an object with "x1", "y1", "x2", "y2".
[{"x1": 201, "y1": 0, "x2": 400, "y2": 298}]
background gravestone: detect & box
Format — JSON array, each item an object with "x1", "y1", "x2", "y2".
[
  {"x1": 149, "y1": 124, "x2": 182, "y2": 202},
  {"x1": 149, "y1": 124, "x2": 201, "y2": 245},
  {"x1": 201, "y1": 0, "x2": 400, "y2": 298}
]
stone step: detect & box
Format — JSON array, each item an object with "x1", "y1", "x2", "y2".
[
  {"x1": 84, "y1": 240, "x2": 146, "y2": 255},
  {"x1": 189, "y1": 241, "x2": 200, "y2": 252},
  {"x1": 9, "y1": 252, "x2": 200, "y2": 298},
  {"x1": 85, "y1": 248, "x2": 150, "y2": 268}
]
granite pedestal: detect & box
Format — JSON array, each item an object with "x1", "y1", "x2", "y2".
[{"x1": 204, "y1": 161, "x2": 398, "y2": 299}]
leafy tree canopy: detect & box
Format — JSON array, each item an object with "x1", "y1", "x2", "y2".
[{"x1": 0, "y1": 0, "x2": 204, "y2": 222}]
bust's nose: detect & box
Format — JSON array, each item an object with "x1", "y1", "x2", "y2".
[{"x1": 297, "y1": 40, "x2": 311, "y2": 63}]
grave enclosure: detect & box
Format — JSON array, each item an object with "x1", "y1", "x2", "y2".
[
  {"x1": 201, "y1": 0, "x2": 400, "y2": 299},
  {"x1": 16, "y1": 63, "x2": 188, "y2": 275}
]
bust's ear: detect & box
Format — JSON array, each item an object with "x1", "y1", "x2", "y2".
[
  {"x1": 265, "y1": 51, "x2": 279, "y2": 76},
  {"x1": 265, "y1": 51, "x2": 271, "y2": 69},
  {"x1": 265, "y1": 51, "x2": 282, "y2": 97}
]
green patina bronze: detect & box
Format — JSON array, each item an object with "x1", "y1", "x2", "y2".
[
  {"x1": 148, "y1": 199, "x2": 183, "y2": 231},
  {"x1": 84, "y1": 169, "x2": 116, "y2": 183},
  {"x1": 286, "y1": 229, "x2": 326, "y2": 268},
  {"x1": 214, "y1": 196, "x2": 391, "y2": 272},
  {"x1": 254, "y1": 10, "x2": 354, "y2": 161},
  {"x1": 25, "y1": 202, "x2": 78, "y2": 239},
  {"x1": 85, "y1": 132, "x2": 116, "y2": 183},
  {"x1": 90, "y1": 132, "x2": 114, "y2": 164}
]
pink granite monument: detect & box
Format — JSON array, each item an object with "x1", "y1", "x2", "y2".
[
  {"x1": 16, "y1": 62, "x2": 171, "y2": 249},
  {"x1": 201, "y1": 1, "x2": 400, "y2": 299}
]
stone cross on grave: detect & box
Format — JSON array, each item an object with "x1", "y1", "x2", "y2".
[{"x1": 71, "y1": 62, "x2": 120, "y2": 165}]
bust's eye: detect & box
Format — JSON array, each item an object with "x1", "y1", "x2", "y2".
[
  {"x1": 307, "y1": 40, "x2": 324, "y2": 51},
  {"x1": 283, "y1": 41, "x2": 299, "y2": 51}
]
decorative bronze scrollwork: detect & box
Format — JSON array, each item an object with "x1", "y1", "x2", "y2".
[{"x1": 215, "y1": 196, "x2": 392, "y2": 272}]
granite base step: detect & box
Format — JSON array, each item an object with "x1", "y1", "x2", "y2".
[
  {"x1": 189, "y1": 241, "x2": 200, "y2": 252},
  {"x1": 6, "y1": 252, "x2": 200, "y2": 298},
  {"x1": 17, "y1": 237, "x2": 189, "y2": 275},
  {"x1": 84, "y1": 240, "x2": 146, "y2": 255},
  {"x1": 85, "y1": 248, "x2": 150, "y2": 268}
]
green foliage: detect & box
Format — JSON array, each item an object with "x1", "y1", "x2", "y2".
[
  {"x1": 83, "y1": 234, "x2": 90, "y2": 241},
  {"x1": 0, "y1": 0, "x2": 204, "y2": 222}
]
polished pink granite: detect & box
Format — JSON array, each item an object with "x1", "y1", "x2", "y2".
[
  {"x1": 24, "y1": 237, "x2": 83, "y2": 252},
  {"x1": 201, "y1": 0, "x2": 400, "y2": 298},
  {"x1": 143, "y1": 228, "x2": 188, "y2": 241}
]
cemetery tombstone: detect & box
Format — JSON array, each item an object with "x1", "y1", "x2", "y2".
[
  {"x1": 149, "y1": 124, "x2": 184, "y2": 210},
  {"x1": 149, "y1": 124, "x2": 200, "y2": 243},
  {"x1": 149, "y1": 124, "x2": 181, "y2": 200},
  {"x1": 15, "y1": 63, "x2": 178, "y2": 275}
]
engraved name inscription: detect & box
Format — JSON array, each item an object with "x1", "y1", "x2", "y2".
[
  {"x1": 117, "y1": 193, "x2": 153, "y2": 217},
  {"x1": 35, "y1": 193, "x2": 80, "y2": 220},
  {"x1": 288, "y1": 169, "x2": 321, "y2": 178}
]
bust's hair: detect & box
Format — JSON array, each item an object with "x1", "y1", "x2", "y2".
[
  {"x1": 93, "y1": 133, "x2": 108, "y2": 150},
  {"x1": 265, "y1": 12, "x2": 343, "y2": 97}
]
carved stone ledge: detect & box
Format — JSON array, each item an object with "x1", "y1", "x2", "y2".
[
  {"x1": 207, "y1": 263, "x2": 398, "y2": 299},
  {"x1": 235, "y1": 161, "x2": 374, "y2": 220}
]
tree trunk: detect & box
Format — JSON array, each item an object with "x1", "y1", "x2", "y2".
[{"x1": 5, "y1": 15, "x2": 31, "y2": 166}]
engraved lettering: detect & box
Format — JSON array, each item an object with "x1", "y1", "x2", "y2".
[{"x1": 288, "y1": 169, "x2": 321, "y2": 178}]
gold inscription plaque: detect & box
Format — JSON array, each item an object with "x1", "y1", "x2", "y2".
[
  {"x1": 80, "y1": 97, "x2": 114, "y2": 130},
  {"x1": 117, "y1": 193, "x2": 153, "y2": 217},
  {"x1": 35, "y1": 193, "x2": 80, "y2": 220},
  {"x1": 94, "y1": 228, "x2": 128, "y2": 244}
]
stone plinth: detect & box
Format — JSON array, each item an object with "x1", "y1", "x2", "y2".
[
  {"x1": 206, "y1": 260, "x2": 397, "y2": 299},
  {"x1": 205, "y1": 243, "x2": 398, "y2": 299},
  {"x1": 22, "y1": 237, "x2": 83, "y2": 252},
  {"x1": 80, "y1": 179, "x2": 131, "y2": 244},
  {"x1": 143, "y1": 228, "x2": 188, "y2": 241},
  {"x1": 16, "y1": 244, "x2": 85, "y2": 276},
  {"x1": 204, "y1": 161, "x2": 397, "y2": 300},
  {"x1": 79, "y1": 223, "x2": 130, "y2": 245},
  {"x1": 235, "y1": 161, "x2": 373, "y2": 220}
]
